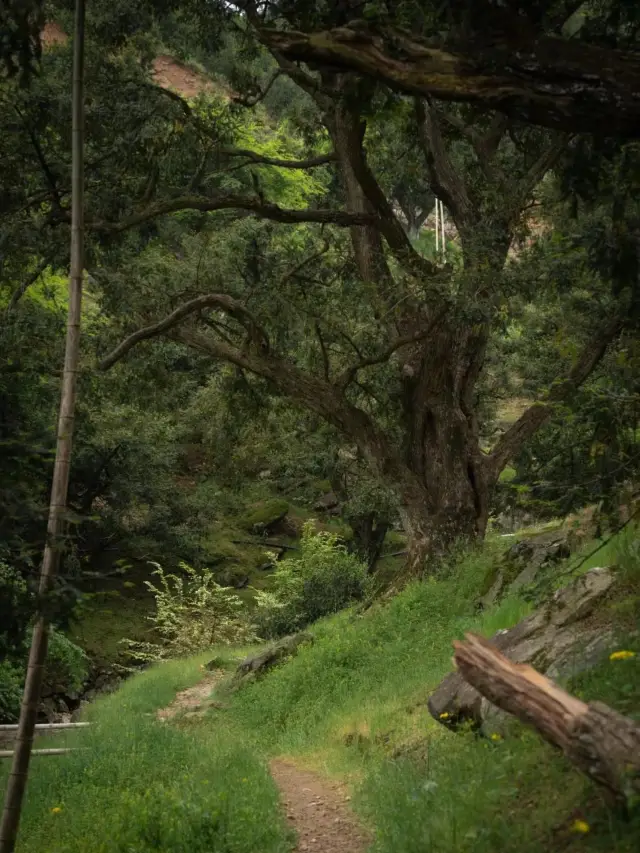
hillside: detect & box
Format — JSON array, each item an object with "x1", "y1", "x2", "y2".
[
  {"x1": 2, "y1": 525, "x2": 639, "y2": 852},
  {"x1": 2, "y1": 4, "x2": 640, "y2": 852}
]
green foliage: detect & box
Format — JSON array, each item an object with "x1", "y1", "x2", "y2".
[
  {"x1": 0, "y1": 560, "x2": 30, "y2": 660},
  {"x1": 0, "y1": 654, "x2": 291, "y2": 853},
  {"x1": 45, "y1": 630, "x2": 89, "y2": 695},
  {"x1": 255, "y1": 521, "x2": 370, "y2": 638},
  {"x1": 0, "y1": 659, "x2": 24, "y2": 723},
  {"x1": 121, "y1": 562, "x2": 257, "y2": 664}
]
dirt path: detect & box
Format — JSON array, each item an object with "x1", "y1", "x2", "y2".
[
  {"x1": 158, "y1": 677, "x2": 369, "y2": 851},
  {"x1": 270, "y1": 758, "x2": 371, "y2": 853},
  {"x1": 156, "y1": 670, "x2": 225, "y2": 721}
]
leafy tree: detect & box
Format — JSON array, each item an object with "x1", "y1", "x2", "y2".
[{"x1": 1, "y1": 0, "x2": 637, "y2": 580}]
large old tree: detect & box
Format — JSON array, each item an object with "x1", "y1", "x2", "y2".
[{"x1": 1, "y1": 0, "x2": 636, "y2": 572}]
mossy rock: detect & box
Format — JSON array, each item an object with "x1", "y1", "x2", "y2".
[
  {"x1": 382, "y1": 530, "x2": 407, "y2": 553},
  {"x1": 239, "y1": 499, "x2": 290, "y2": 534}
]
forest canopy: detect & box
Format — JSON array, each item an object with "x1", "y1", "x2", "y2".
[{"x1": 1, "y1": 0, "x2": 639, "y2": 582}]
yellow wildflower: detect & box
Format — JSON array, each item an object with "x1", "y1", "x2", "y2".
[
  {"x1": 242, "y1": 778, "x2": 248, "y2": 783},
  {"x1": 439, "y1": 712, "x2": 449, "y2": 720},
  {"x1": 50, "y1": 807, "x2": 62, "y2": 815},
  {"x1": 490, "y1": 733, "x2": 502, "y2": 742},
  {"x1": 609, "y1": 650, "x2": 636, "y2": 661},
  {"x1": 570, "y1": 819, "x2": 590, "y2": 834}
]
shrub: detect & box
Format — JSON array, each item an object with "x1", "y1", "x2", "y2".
[
  {"x1": 0, "y1": 559, "x2": 30, "y2": 660},
  {"x1": 45, "y1": 630, "x2": 89, "y2": 695},
  {"x1": 0, "y1": 659, "x2": 23, "y2": 722},
  {"x1": 256, "y1": 521, "x2": 370, "y2": 638},
  {"x1": 121, "y1": 562, "x2": 257, "y2": 664}
]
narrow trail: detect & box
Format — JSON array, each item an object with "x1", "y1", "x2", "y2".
[
  {"x1": 159, "y1": 674, "x2": 370, "y2": 851},
  {"x1": 156, "y1": 670, "x2": 226, "y2": 721},
  {"x1": 270, "y1": 758, "x2": 371, "y2": 853}
]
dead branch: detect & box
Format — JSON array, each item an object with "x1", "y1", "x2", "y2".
[{"x1": 453, "y1": 633, "x2": 640, "y2": 805}]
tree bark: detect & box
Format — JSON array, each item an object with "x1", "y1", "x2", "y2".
[
  {"x1": 0, "y1": 2, "x2": 85, "y2": 851},
  {"x1": 348, "y1": 513, "x2": 389, "y2": 573},
  {"x1": 260, "y1": 23, "x2": 640, "y2": 138},
  {"x1": 453, "y1": 633, "x2": 640, "y2": 806}
]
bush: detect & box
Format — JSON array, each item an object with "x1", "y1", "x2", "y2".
[
  {"x1": 121, "y1": 562, "x2": 257, "y2": 664},
  {"x1": 45, "y1": 630, "x2": 89, "y2": 695},
  {"x1": 256, "y1": 521, "x2": 370, "y2": 638},
  {"x1": 0, "y1": 560, "x2": 30, "y2": 660},
  {"x1": 0, "y1": 659, "x2": 23, "y2": 722}
]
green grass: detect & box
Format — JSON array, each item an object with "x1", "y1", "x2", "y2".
[
  {"x1": 217, "y1": 536, "x2": 640, "y2": 852},
  {"x1": 1, "y1": 654, "x2": 291, "y2": 853},
  {"x1": 6, "y1": 530, "x2": 639, "y2": 853}
]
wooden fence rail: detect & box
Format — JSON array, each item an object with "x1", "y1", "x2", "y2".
[
  {"x1": 0, "y1": 723, "x2": 91, "y2": 759},
  {"x1": 0, "y1": 723, "x2": 90, "y2": 733},
  {"x1": 0, "y1": 749, "x2": 85, "y2": 759}
]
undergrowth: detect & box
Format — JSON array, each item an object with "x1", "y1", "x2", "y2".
[
  {"x1": 0, "y1": 654, "x2": 291, "y2": 853},
  {"x1": 223, "y1": 530, "x2": 640, "y2": 852},
  {"x1": 3, "y1": 528, "x2": 638, "y2": 852}
]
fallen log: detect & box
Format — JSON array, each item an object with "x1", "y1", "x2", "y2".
[{"x1": 453, "y1": 633, "x2": 640, "y2": 806}]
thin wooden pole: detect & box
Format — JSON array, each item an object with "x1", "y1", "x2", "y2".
[
  {"x1": 435, "y1": 198, "x2": 440, "y2": 253},
  {"x1": 0, "y1": 2, "x2": 85, "y2": 850},
  {"x1": 440, "y1": 200, "x2": 446, "y2": 261}
]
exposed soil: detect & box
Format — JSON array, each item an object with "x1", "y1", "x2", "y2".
[
  {"x1": 41, "y1": 24, "x2": 224, "y2": 101},
  {"x1": 151, "y1": 55, "x2": 215, "y2": 99},
  {"x1": 156, "y1": 669, "x2": 225, "y2": 721},
  {"x1": 270, "y1": 758, "x2": 371, "y2": 853}
]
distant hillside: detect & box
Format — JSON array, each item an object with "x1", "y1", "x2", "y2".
[{"x1": 41, "y1": 21, "x2": 218, "y2": 99}]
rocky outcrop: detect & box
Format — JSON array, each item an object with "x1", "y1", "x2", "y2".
[
  {"x1": 429, "y1": 566, "x2": 618, "y2": 732},
  {"x1": 232, "y1": 632, "x2": 313, "y2": 687},
  {"x1": 477, "y1": 530, "x2": 572, "y2": 610}
]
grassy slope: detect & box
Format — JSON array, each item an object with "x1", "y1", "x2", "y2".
[
  {"x1": 4, "y1": 529, "x2": 639, "y2": 852},
  {"x1": 222, "y1": 528, "x2": 640, "y2": 852},
  {"x1": 1, "y1": 652, "x2": 291, "y2": 853}
]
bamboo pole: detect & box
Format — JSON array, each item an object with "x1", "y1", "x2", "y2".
[
  {"x1": 440, "y1": 200, "x2": 446, "y2": 261},
  {"x1": 435, "y1": 198, "x2": 440, "y2": 253},
  {"x1": 0, "y1": 2, "x2": 85, "y2": 850}
]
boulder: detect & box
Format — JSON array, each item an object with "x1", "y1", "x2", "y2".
[
  {"x1": 240, "y1": 499, "x2": 291, "y2": 535},
  {"x1": 314, "y1": 492, "x2": 340, "y2": 513},
  {"x1": 477, "y1": 531, "x2": 572, "y2": 610},
  {"x1": 233, "y1": 632, "x2": 313, "y2": 687},
  {"x1": 429, "y1": 566, "x2": 617, "y2": 732}
]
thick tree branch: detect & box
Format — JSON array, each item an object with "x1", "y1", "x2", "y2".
[
  {"x1": 341, "y1": 111, "x2": 441, "y2": 282},
  {"x1": 415, "y1": 99, "x2": 475, "y2": 231},
  {"x1": 486, "y1": 314, "x2": 625, "y2": 481},
  {"x1": 171, "y1": 327, "x2": 418, "y2": 495},
  {"x1": 99, "y1": 294, "x2": 269, "y2": 370},
  {"x1": 4, "y1": 258, "x2": 49, "y2": 314},
  {"x1": 220, "y1": 147, "x2": 336, "y2": 169},
  {"x1": 148, "y1": 82, "x2": 336, "y2": 170},
  {"x1": 259, "y1": 24, "x2": 640, "y2": 137},
  {"x1": 87, "y1": 193, "x2": 374, "y2": 234},
  {"x1": 337, "y1": 307, "x2": 448, "y2": 390}
]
